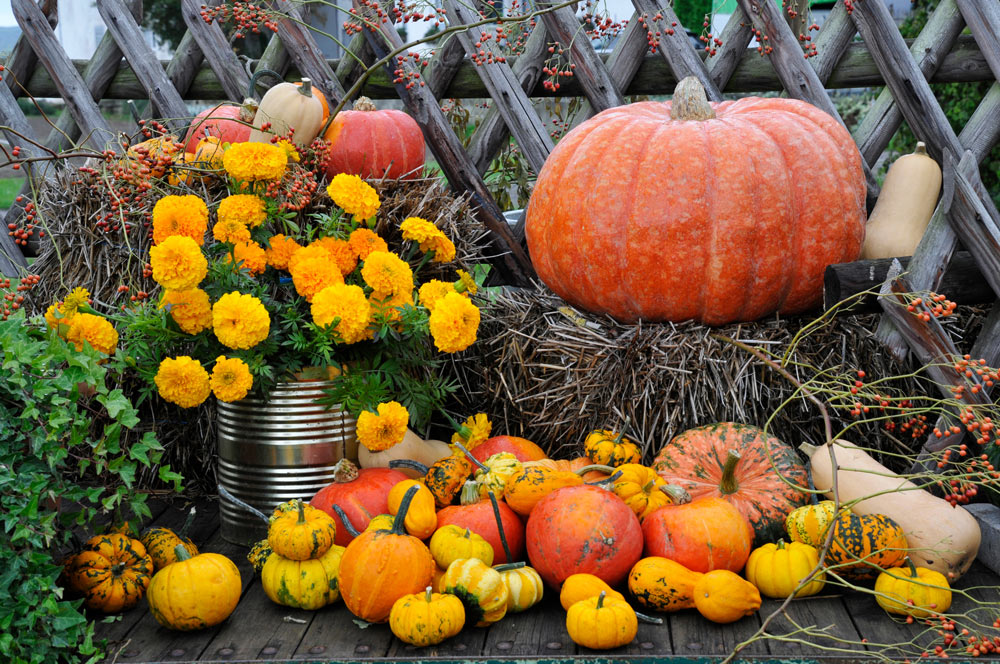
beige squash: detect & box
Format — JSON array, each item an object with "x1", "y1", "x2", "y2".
[
  {"x1": 804, "y1": 439, "x2": 980, "y2": 580},
  {"x1": 860, "y1": 142, "x2": 942, "y2": 259},
  {"x1": 358, "y1": 428, "x2": 452, "y2": 477},
  {"x1": 249, "y1": 78, "x2": 325, "y2": 148}
]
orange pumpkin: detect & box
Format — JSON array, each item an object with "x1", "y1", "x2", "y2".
[
  {"x1": 524, "y1": 77, "x2": 866, "y2": 325},
  {"x1": 437, "y1": 481, "x2": 525, "y2": 565},
  {"x1": 323, "y1": 97, "x2": 425, "y2": 180},
  {"x1": 63, "y1": 533, "x2": 154, "y2": 613},
  {"x1": 467, "y1": 435, "x2": 549, "y2": 464},
  {"x1": 183, "y1": 102, "x2": 255, "y2": 152}
]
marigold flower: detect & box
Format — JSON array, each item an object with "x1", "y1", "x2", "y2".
[
  {"x1": 400, "y1": 217, "x2": 456, "y2": 263},
  {"x1": 327, "y1": 173, "x2": 380, "y2": 220},
  {"x1": 159, "y1": 288, "x2": 213, "y2": 335},
  {"x1": 227, "y1": 241, "x2": 268, "y2": 276},
  {"x1": 45, "y1": 302, "x2": 72, "y2": 331},
  {"x1": 152, "y1": 195, "x2": 209, "y2": 246},
  {"x1": 212, "y1": 291, "x2": 270, "y2": 350},
  {"x1": 290, "y1": 256, "x2": 344, "y2": 302},
  {"x1": 428, "y1": 292, "x2": 480, "y2": 353},
  {"x1": 314, "y1": 236, "x2": 358, "y2": 276},
  {"x1": 212, "y1": 218, "x2": 251, "y2": 245},
  {"x1": 155, "y1": 356, "x2": 211, "y2": 408},
  {"x1": 63, "y1": 287, "x2": 91, "y2": 315},
  {"x1": 210, "y1": 355, "x2": 254, "y2": 402},
  {"x1": 265, "y1": 234, "x2": 302, "y2": 270},
  {"x1": 217, "y1": 194, "x2": 267, "y2": 228},
  {"x1": 348, "y1": 227, "x2": 388, "y2": 260},
  {"x1": 356, "y1": 401, "x2": 410, "y2": 452},
  {"x1": 456, "y1": 269, "x2": 478, "y2": 295},
  {"x1": 287, "y1": 243, "x2": 332, "y2": 274},
  {"x1": 223, "y1": 142, "x2": 287, "y2": 182},
  {"x1": 65, "y1": 313, "x2": 118, "y2": 355},
  {"x1": 451, "y1": 413, "x2": 492, "y2": 448},
  {"x1": 275, "y1": 139, "x2": 300, "y2": 163},
  {"x1": 312, "y1": 283, "x2": 372, "y2": 344},
  {"x1": 417, "y1": 279, "x2": 454, "y2": 313},
  {"x1": 149, "y1": 235, "x2": 208, "y2": 291},
  {"x1": 361, "y1": 251, "x2": 413, "y2": 297}
]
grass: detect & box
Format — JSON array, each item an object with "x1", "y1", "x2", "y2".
[{"x1": 0, "y1": 178, "x2": 22, "y2": 209}]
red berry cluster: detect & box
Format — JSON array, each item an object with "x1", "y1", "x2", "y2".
[
  {"x1": 468, "y1": 27, "x2": 511, "y2": 68},
  {"x1": 752, "y1": 26, "x2": 774, "y2": 56},
  {"x1": 7, "y1": 197, "x2": 44, "y2": 246},
  {"x1": 906, "y1": 293, "x2": 958, "y2": 321},
  {"x1": 541, "y1": 42, "x2": 574, "y2": 93},
  {"x1": 903, "y1": 616, "x2": 1000, "y2": 659},
  {"x1": 393, "y1": 52, "x2": 427, "y2": 89},
  {"x1": 698, "y1": 18, "x2": 721, "y2": 57},
  {"x1": 200, "y1": 1, "x2": 278, "y2": 38},
  {"x1": 0, "y1": 273, "x2": 40, "y2": 320},
  {"x1": 798, "y1": 22, "x2": 820, "y2": 59}
]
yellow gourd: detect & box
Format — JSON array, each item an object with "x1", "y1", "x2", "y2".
[
  {"x1": 861, "y1": 142, "x2": 942, "y2": 259},
  {"x1": 249, "y1": 78, "x2": 325, "y2": 148}
]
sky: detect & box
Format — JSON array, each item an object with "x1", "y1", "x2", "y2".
[{"x1": 0, "y1": 6, "x2": 16, "y2": 28}]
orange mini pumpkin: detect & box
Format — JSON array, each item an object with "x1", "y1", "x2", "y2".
[
  {"x1": 323, "y1": 97, "x2": 425, "y2": 180},
  {"x1": 63, "y1": 533, "x2": 154, "y2": 613}
]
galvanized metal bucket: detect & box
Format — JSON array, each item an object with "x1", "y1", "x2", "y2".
[{"x1": 216, "y1": 380, "x2": 357, "y2": 546}]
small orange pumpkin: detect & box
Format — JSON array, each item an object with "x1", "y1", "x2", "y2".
[{"x1": 63, "y1": 533, "x2": 154, "y2": 613}]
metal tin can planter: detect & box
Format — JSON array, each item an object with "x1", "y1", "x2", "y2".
[{"x1": 216, "y1": 380, "x2": 358, "y2": 546}]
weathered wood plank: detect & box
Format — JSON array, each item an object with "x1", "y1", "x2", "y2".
[
  {"x1": 386, "y1": 614, "x2": 489, "y2": 659},
  {"x1": 2, "y1": 0, "x2": 56, "y2": 96},
  {"x1": 706, "y1": 5, "x2": 755, "y2": 91},
  {"x1": 425, "y1": 36, "x2": 469, "y2": 100},
  {"x1": 335, "y1": 33, "x2": 377, "y2": 94},
  {"x1": 442, "y1": 0, "x2": 553, "y2": 175},
  {"x1": 265, "y1": 0, "x2": 346, "y2": 105},
  {"x1": 809, "y1": 1, "x2": 856, "y2": 85},
  {"x1": 956, "y1": 0, "x2": 1000, "y2": 83},
  {"x1": 950, "y1": 152, "x2": 1000, "y2": 298},
  {"x1": 671, "y1": 608, "x2": 770, "y2": 656},
  {"x1": 163, "y1": 29, "x2": 207, "y2": 101},
  {"x1": 255, "y1": 32, "x2": 293, "y2": 82},
  {"x1": 840, "y1": 589, "x2": 922, "y2": 660},
  {"x1": 95, "y1": 0, "x2": 190, "y2": 128},
  {"x1": 292, "y1": 606, "x2": 395, "y2": 659},
  {"x1": 965, "y1": 504, "x2": 1000, "y2": 576},
  {"x1": 0, "y1": 73, "x2": 45, "y2": 274},
  {"x1": 482, "y1": 596, "x2": 577, "y2": 657},
  {"x1": 181, "y1": 0, "x2": 250, "y2": 102},
  {"x1": 760, "y1": 596, "x2": 866, "y2": 656},
  {"x1": 11, "y1": 0, "x2": 115, "y2": 150}
]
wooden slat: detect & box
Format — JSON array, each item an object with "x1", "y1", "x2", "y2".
[
  {"x1": 0, "y1": 75, "x2": 45, "y2": 274},
  {"x1": 956, "y1": 0, "x2": 1000, "y2": 82},
  {"x1": 442, "y1": 0, "x2": 553, "y2": 175},
  {"x1": 481, "y1": 596, "x2": 575, "y2": 657},
  {"x1": 809, "y1": 1, "x2": 856, "y2": 84},
  {"x1": 292, "y1": 607, "x2": 395, "y2": 659},
  {"x1": 760, "y1": 596, "x2": 865, "y2": 656},
  {"x1": 11, "y1": 0, "x2": 115, "y2": 150},
  {"x1": 255, "y1": 32, "x2": 294, "y2": 82},
  {"x1": 705, "y1": 5, "x2": 755, "y2": 91},
  {"x1": 2, "y1": 0, "x2": 57, "y2": 96},
  {"x1": 95, "y1": 0, "x2": 190, "y2": 127},
  {"x1": 336, "y1": 32, "x2": 377, "y2": 94},
  {"x1": 425, "y1": 36, "x2": 469, "y2": 99},
  {"x1": 950, "y1": 152, "x2": 1000, "y2": 297},
  {"x1": 180, "y1": 0, "x2": 250, "y2": 102},
  {"x1": 386, "y1": 617, "x2": 489, "y2": 659},
  {"x1": 671, "y1": 609, "x2": 770, "y2": 656},
  {"x1": 265, "y1": 0, "x2": 346, "y2": 105}
]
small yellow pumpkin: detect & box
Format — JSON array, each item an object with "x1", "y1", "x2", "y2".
[
  {"x1": 496, "y1": 562, "x2": 544, "y2": 613},
  {"x1": 745, "y1": 539, "x2": 825, "y2": 598},
  {"x1": 628, "y1": 556, "x2": 703, "y2": 612},
  {"x1": 784, "y1": 500, "x2": 838, "y2": 547},
  {"x1": 388, "y1": 479, "x2": 438, "y2": 540},
  {"x1": 874, "y1": 557, "x2": 952, "y2": 618},
  {"x1": 560, "y1": 573, "x2": 626, "y2": 611},
  {"x1": 146, "y1": 545, "x2": 241, "y2": 630},
  {"x1": 473, "y1": 452, "x2": 522, "y2": 500},
  {"x1": 429, "y1": 525, "x2": 494, "y2": 568},
  {"x1": 140, "y1": 508, "x2": 199, "y2": 572},
  {"x1": 692, "y1": 570, "x2": 761, "y2": 624},
  {"x1": 611, "y1": 464, "x2": 671, "y2": 521},
  {"x1": 441, "y1": 557, "x2": 509, "y2": 626},
  {"x1": 389, "y1": 586, "x2": 466, "y2": 647},
  {"x1": 261, "y1": 544, "x2": 345, "y2": 610},
  {"x1": 566, "y1": 591, "x2": 637, "y2": 650},
  {"x1": 268, "y1": 499, "x2": 337, "y2": 561},
  {"x1": 584, "y1": 426, "x2": 641, "y2": 467}
]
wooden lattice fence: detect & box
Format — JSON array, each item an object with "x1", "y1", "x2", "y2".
[{"x1": 1, "y1": 0, "x2": 999, "y2": 468}]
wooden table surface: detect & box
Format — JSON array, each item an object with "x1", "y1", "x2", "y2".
[{"x1": 94, "y1": 498, "x2": 1000, "y2": 664}]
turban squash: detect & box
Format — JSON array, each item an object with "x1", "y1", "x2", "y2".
[{"x1": 525, "y1": 77, "x2": 866, "y2": 325}]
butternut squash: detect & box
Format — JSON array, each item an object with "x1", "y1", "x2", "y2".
[
  {"x1": 249, "y1": 78, "x2": 325, "y2": 148},
  {"x1": 860, "y1": 142, "x2": 941, "y2": 260},
  {"x1": 803, "y1": 439, "x2": 980, "y2": 580},
  {"x1": 358, "y1": 428, "x2": 452, "y2": 477}
]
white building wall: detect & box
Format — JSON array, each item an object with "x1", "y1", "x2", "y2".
[{"x1": 53, "y1": 0, "x2": 171, "y2": 60}]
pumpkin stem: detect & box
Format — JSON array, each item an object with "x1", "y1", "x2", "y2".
[
  {"x1": 596, "y1": 590, "x2": 606, "y2": 609},
  {"x1": 331, "y1": 505, "x2": 361, "y2": 537},
  {"x1": 914, "y1": 141, "x2": 928, "y2": 156},
  {"x1": 611, "y1": 416, "x2": 631, "y2": 446},
  {"x1": 332, "y1": 458, "x2": 360, "y2": 483},
  {"x1": 452, "y1": 441, "x2": 489, "y2": 472},
  {"x1": 217, "y1": 484, "x2": 270, "y2": 524},
  {"x1": 487, "y1": 490, "x2": 514, "y2": 563},
  {"x1": 799, "y1": 442, "x2": 819, "y2": 457},
  {"x1": 905, "y1": 556, "x2": 918, "y2": 577},
  {"x1": 353, "y1": 96, "x2": 378, "y2": 112},
  {"x1": 247, "y1": 67, "x2": 285, "y2": 99},
  {"x1": 658, "y1": 484, "x2": 692, "y2": 504},
  {"x1": 642, "y1": 479, "x2": 656, "y2": 493},
  {"x1": 459, "y1": 480, "x2": 483, "y2": 506},
  {"x1": 776, "y1": 539, "x2": 787, "y2": 550},
  {"x1": 389, "y1": 459, "x2": 430, "y2": 475},
  {"x1": 719, "y1": 450, "x2": 742, "y2": 495},
  {"x1": 463, "y1": 528, "x2": 472, "y2": 539},
  {"x1": 298, "y1": 77, "x2": 314, "y2": 97},
  {"x1": 178, "y1": 506, "x2": 197, "y2": 538},
  {"x1": 635, "y1": 610, "x2": 664, "y2": 625},
  {"x1": 574, "y1": 464, "x2": 616, "y2": 476},
  {"x1": 295, "y1": 499, "x2": 307, "y2": 525},
  {"x1": 425, "y1": 586, "x2": 434, "y2": 602},
  {"x1": 172, "y1": 543, "x2": 193, "y2": 562},
  {"x1": 670, "y1": 76, "x2": 716, "y2": 121},
  {"x1": 493, "y1": 561, "x2": 526, "y2": 572},
  {"x1": 392, "y1": 485, "x2": 420, "y2": 535}
]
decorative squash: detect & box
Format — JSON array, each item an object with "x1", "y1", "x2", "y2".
[
  {"x1": 441, "y1": 557, "x2": 509, "y2": 626},
  {"x1": 744, "y1": 540, "x2": 825, "y2": 598},
  {"x1": 584, "y1": 426, "x2": 641, "y2": 467},
  {"x1": 437, "y1": 482, "x2": 525, "y2": 565},
  {"x1": 526, "y1": 484, "x2": 643, "y2": 588},
  {"x1": 323, "y1": 96, "x2": 425, "y2": 180},
  {"x1": 566, "y1": 591, "x2": 638, "y2": 650},
  {"x1": 337, "y1": 485, "x2": 436, "y2": 622},
  {"x1": 874, "y1": 558, "x2": 952, "y2": 618},
  {"x1": 611, "y1": 464, "x2": 671, "y2": 521},
  {"x1": 497, "y1": 563, "x2": 544, "y2": 613},
  {"x1": 525, "y1": 76, "x2": 866, "y2": 325},
  {"x1": 268, "y1": 499, "x2": 337, "y2": 561},
  {"x1": 247, "y1": 538, "x2": 272, "y2": 573},
  {"x1": 692, "y1": 570, "x2": 761, "y2": 624},
  {"x1": 804, "y1": 439, "x2": 980, "y2": 580},
  {"x1": 125, "y1": 136, "x2": 183, "y2": 178},
  {"x1": 359, "y1": 428, "x2": 452, "y2": 476},
  {"x1": 627, "y1": 556, "x2": 703, "y2": 612},
  {"x1": 388, "y1": 479, "x2": 438, "y2": 539},
  {"x1": 389, "y1": 586, "x2": 466, "y2": 647},
  {"x1": 183, "y1": 101, "x2": 255, "y2": 152},
  {"x1": 523, "y1": 456, "x2": 610, "y2": 482},
  {"x1": 785, "y1": 500, "x2": 838, "y2": 547},
  {"x1": 297, "y1": 80, "x2": 330, "y2": 124},
  {"x1": 261, "y1": 544, "x2": 345, "y2": 610},
  {"x1": 63, "y1": 533, "x2": 154, "y2": 613},
  {"x1": 653, "y1": 422, "x2": 809, "y2": 545},
  {"x1": 504, "y1": 464, "x2": 615, "y2": 517},
  {"x1": 472, "y1": 452, "x2": 522, "y2": 500},
  {"x1": 140, "y1": 507, "x2": 199, "y2": 571},
  {"x1": 146, "y1": 545, "x2": 241, "y2": 630},
  {"x1": 560, "y1": 573, "x2": 625, "y2": 611},
  {"x1": 641, "y1": 487, "x2": 753, "y2": 573},
  {"x1": 430, "y1": 525, "x2": 494, "y2": 568},
  {"x1": 466, "y1": 435, "x2": 549, "y2": 463},
  {"x1": 824, "y1": 510, "x2": 907, "y2": 581},
  {"x1": 310, "y1": 458, "x2": 409, "y2": 546},
  {"x1": 391, "y1": 454, "x2": 473, "y2": 507},
  {"x1": 861, "y1": 142, "x2": 941, "y2": 260},
  {"x1": 249, "y1": 77, "x2": 325, "y2": 148}
]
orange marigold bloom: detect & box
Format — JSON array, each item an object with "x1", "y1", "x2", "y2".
[
  {"x1": 327, "y1": 173, "x2": 380, "y2": 220},
  {"x1": 314, "y1": 236, "x2": 358, "y2": 276},
  {"x1": 155, "y1": 356, "x2": 211, "y2": 408},
  {"x1": 159, "y1": 288, "x2": 213, "y2": 335},
  {"x1": 227, "y1": 241, "x2": 267, "y2": 276},
  {"x1": 212, "y1": 291, "x2": 270, "y2": 350},
  {"x1": 210, "y1": 355, "x2": 254, "y2": 402},
  {"x1": 348, "y1": 227, "x2": 388, "y2": 260},
  {"x1": 312, "y1": 283, "x2": 372, "y2": 344},
  {"x1": 149, "y1": 235, "x2": 208, "y2": 291},
  {"x1": 152, "y1": 195, "x2": 209, "y2": 246},
  {"x1": 428, "y1": 291, "x2": 480, "y2": 353},
  {"x1": 212, "y1": 218, "x2": 251, "y2": 245},
  {"x1": 65, "y1": 313, "x2": 119, "y2": 355},
  {"x1": 265, "y1": 234, "x2": 303, "y2": 270},
  {"x1": 361, "y1": 251, "x2": 413, "y2": 297},
  {"x1": 287, "y1": 243, "x2": 332, "y2": 274},
  {"x1": 217, "y1": 194, "x2": 267, "y2": 228},
  {"x1": 223, "y1": 142, "x2": 287, "y2": 181},
  {"x1": 370, "y1": 288, "x2": 414, "y2": 324},
  {"x1": 418, "y1": 280, "x2": 454, "y2": 312},
  {"x1": 290, "y1": 256, "x2": 344, "y2": 302},
  {"x1": 356, "y1": 401, "x2": 409, "y2": 452}
]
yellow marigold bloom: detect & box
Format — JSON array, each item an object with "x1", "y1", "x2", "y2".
[
  {"x1": 217, "y1": 194, "x2": 267, "y2": 228},
  {"x1": 287, "y1": 243, "x2": 332, "y2": 274},
  {"x1": 423, "y1": 234, "x2": 456, "y2": 263},
  {"x1": 361, "y1": 251, "x2": 413, "y2": 297},
  {"x1": 290, "y1": 256, "x2": 344, "y2": 302},
  {"x1": 149, "y1": 235, "x2": 208, "y2": 291},
  {"x1": 428, "y1": 291, "x2": 480, "y2": 353},
  {"x1": 212, "y1": 291, "x2": 271, "y2": 350},
  {"x1": 400, "y1": 217, "x2": 438, "y2": 243},
  {"x1": 451, "y1": 413, "x2": 492, "y2": 448},
  {"x1": 223, "y1": 142, "x2": 287, "y2": 182},
  {"x1": 45, "y1": 302, "x2": 72, "y2": 330},
  {"x1": 212, "y1": 218, "x2": 251, "y2": 245},
  {"x1": 456, "y1": 269, "x2": 478, "y2": 295},
  {"x1": 312, "y1": 283, "x2": 372, "y2": 344},
  {"x1": 348, "y1": 227, "x2": 388, "y2": 260},
  {"x1": 159, "y1": 288, "x2": 213, "y2": 335},
  {"x1": 314, "y1": 236, "x2": 358, "y2": 276},
  {"x1": 418, "y1": 279, "x2": 454, "y2": 313},
  {"x1": 327, "y1": 173, "x2": 380, "y2": 220},
  {"x1": 155, "y1": 356, "x2": 211, "y2": 409},
  {"x1": 63, "y1": 287, "x2": 91, "y2": 315},
  {"x1": 65, "y1": 313, "x2": 118, "y2": 355},
  {"x1": 152, "y1": 195, "x2": 209, "y2": 246},
  {"x1": 227, "y1": 241, "x2": 268, "y2": 276},
  {"x1": 265, "y1": 234, "x2": 302, "y2": 270},
  {"x1": 356, "y1": 401, "x2": 410, "y2": 452},
  {"x1": 276, "y1": 139, "x2": 300, "y2": 163},
  {"x1": 210, "y1": 355, "x2": 254, "y2": 402}
]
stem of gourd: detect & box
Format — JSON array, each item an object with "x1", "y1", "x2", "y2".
[
  {"x1": 296, "y1": 499, "x2": 307, "y2": 525},
  {"x1": 425, "y1": 586, "x2": 433, "y2": 602},
  {"x1": 493, "y1": 561, "x2": 526, "y2": 572},
  {"x1": 574, "y1": 464, "x2": 616, "y2": 476},
  {"x1": 332, "y1": 505, "x2": 361, "y2": 537},
  {"x1": 611, "y1": 416, "x2": 631, "y2": 446},
  {"x1": 487, "y1": 490, "x2": 514, "y2": 563},
  {"x1": 391, "y1": 485, "x2": 420, "y2": 535},
  {"x1": 172, "y1": 543, "x2": 193, "y2": 563},
  {"x1": 217, "y1": 484, "x2": 270, "y2": 524},
  {"x1": 452, "y1": 440, "x2": 488, "y2": 472},
  {"x1": 298, "y1": 77, "x2": 314, "y2": 97},
  {"x1": 670, "y1": 77, "x2": 717, "y2": 121},
  {"x1": 719, "y1": 450, "x2": 742, "y2": 495},
  {"x1": 459, "y1": 480, "x2": 482, "y2": 506},
  {"x1": 596, "y1": 590, "x2": 606, "y2": 609},
  {"x1": 389, "y1": 459, "x2": 430, "y2": 475},
  {"x1": 634, "y1": 610, "x2": 664, "y2": 625},
  {"x1": 178, "y1": 506, "x2": 197, "y2": 539},
  {"x1": 659, "y1": 484, "x2": 692, "y2": 504}
]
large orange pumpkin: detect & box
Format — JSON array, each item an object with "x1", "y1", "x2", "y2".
[
  {"x1": 309, "y1": 459, "x2": 409, "y2": 547},
  {"x1": 524, "y1": 77, "x2": 866, "y2": 325},
  {"x1": 652, "y1": 422, "x2": 809, "y2": 546},
  {"x1": 323, "y1": 97, "x2": 425, "y2": 180}
]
